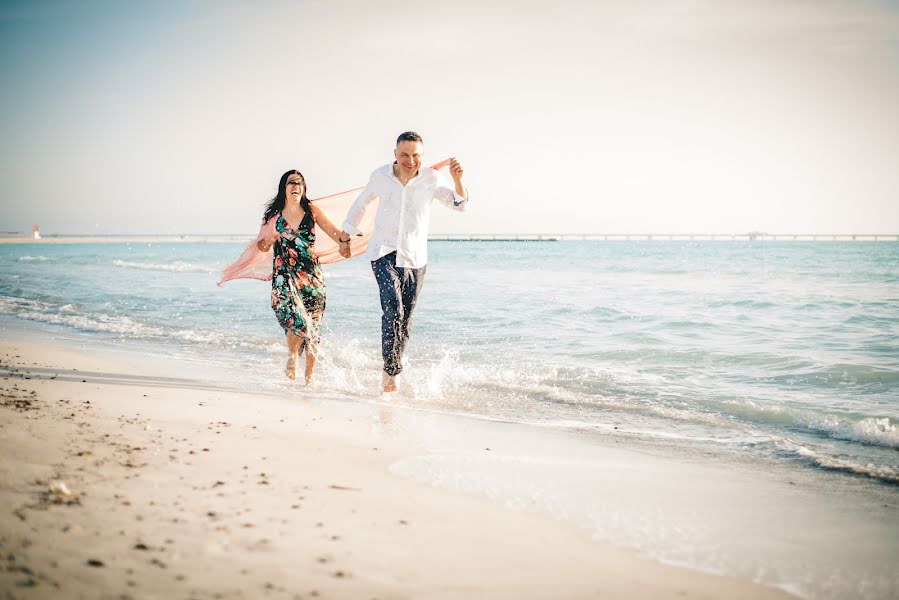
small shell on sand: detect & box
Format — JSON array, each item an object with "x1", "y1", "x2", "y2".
[{"x1": 49, "y1": 481, "x2": 72, "y2": 496}]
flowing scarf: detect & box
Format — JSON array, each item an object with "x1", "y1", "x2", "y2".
[{"x1": 218, "y1": 159, "x2": 452, "y2": 286}]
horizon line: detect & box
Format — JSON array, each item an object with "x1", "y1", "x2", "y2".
[{"x1": 2, "y1": 232, "x2": 898, "y2": 244}]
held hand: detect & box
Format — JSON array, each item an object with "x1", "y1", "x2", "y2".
[
  {"x1": 449, "y1": 157, "x2": 464, "y2": 181},
  {"x1": 337, "y1": 231, "x2": 352, "y2": 258}
]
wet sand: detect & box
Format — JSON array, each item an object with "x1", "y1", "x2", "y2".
[{"x1": 0, "y1": 339, "x2": 796, "y2": 599}]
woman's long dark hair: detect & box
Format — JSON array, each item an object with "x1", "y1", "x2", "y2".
[{"x1": 262, "y1": 169, "x2": 310, "y2": 224}]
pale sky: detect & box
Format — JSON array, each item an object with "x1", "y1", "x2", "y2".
[{"x1": 2, "y1": 0, "x2": 898, "y2": 235}]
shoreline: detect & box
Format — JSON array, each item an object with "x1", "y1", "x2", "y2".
[{"x1": 0, "y1": 337, "x2": 797, "y2": 599}]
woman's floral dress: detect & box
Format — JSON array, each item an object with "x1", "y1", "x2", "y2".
[{"x1": 271, "y1": 210, "x2": 325, "y2": 349}]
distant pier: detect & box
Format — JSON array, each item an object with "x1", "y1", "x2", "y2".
[{"x1": 429, "y1": 233, "x2": 899, "y2": 242}]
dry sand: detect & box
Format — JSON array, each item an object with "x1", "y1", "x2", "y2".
[{"x1": 0, "y1": 339, "x2": 796, "y2": 599}]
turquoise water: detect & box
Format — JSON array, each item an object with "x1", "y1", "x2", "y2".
[
  {"x1": 2, "y1": 240, "x2": 896, "y2": 482},
  {"x1": 1, "y1": 240, "x2": 898, "y2": 598}
]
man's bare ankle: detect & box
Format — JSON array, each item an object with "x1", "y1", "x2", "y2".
[{"x1": 382, "y1": 371, "x2": 397, "y2": 392}]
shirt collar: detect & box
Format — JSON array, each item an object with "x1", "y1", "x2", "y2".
[
  {"x1": 389, "y1": 161, "x2": 421, "y2": 183},
  {"x1": 384, "y1": 161, "x2": 436, "y2": 187}
]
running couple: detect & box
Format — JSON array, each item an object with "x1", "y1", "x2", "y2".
[{"x1": 219, "y1": 131, "x2": 469, "y2": 391}]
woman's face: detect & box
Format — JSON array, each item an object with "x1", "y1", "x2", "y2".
[{"x1": 285, "y1": 173, "x2": 305, "y2": 203}]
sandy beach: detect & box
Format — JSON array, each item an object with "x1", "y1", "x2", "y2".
[{"x1": 0, "y1": 338, "x2": 798, "y2": 599}]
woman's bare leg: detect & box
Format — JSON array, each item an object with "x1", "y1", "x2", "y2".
[
  {"x1": 304, "y1": 349, "x2": 317, "y2": 385},
  {"x1": 304, "y1": 312, "x2": 322, "y2": 385},
  {"x1": 285, "y1": 332, "x2": 303, "y2": 380}
]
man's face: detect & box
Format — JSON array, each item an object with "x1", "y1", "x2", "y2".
[{"x1": 394, "y1": 140, "x2": 423, "y2": 177}]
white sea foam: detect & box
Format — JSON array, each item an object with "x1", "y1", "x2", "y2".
[
  {"x1": 729, "y1": 397, "x2": 899, "y2": 450},
  {"x1": 0, "y1": 296, "x2": 49, "y2": 313},
  {"x1": 0, "y1": 294, "x2": 278, "y2": 353},
  {"x1": 111, "y1": 259, "x2": 217, "y2": 273},
  {"x1": 798, "y1": 414, "x2": 899, "y2": 449},
  {"x1": 396, "y1": 353, "x2": 736, "y2": 430},
  {"x1": 772, "y1": 437, "x2": 899, "y2": 483},
  {"x1": 17, "y1": 255, "x2": 51, "y2": 262}
]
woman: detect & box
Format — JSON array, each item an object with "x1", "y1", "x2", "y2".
[{"x1": 256, "y1": 170, "x2": 349, "y2": 382}]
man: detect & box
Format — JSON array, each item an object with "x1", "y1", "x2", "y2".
[{"x1": 338, "y1": 131, "x2": 469, "y2": 392}]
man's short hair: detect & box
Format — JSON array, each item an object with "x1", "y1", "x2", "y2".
[{"x1": 396, "y1": 131, "x2": 423, "y2": 146}]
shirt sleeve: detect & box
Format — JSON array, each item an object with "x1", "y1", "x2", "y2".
[
  {"x1": 342, "y1": 173, "x2": 380, "y2": 235},
  {"x1": 434, "y1": 185, "x2": 469, "y2": 212}
]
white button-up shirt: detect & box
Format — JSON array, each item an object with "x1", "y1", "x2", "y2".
[{"x1": 341, "y1": 163, "x2": 468, "y2": 268}]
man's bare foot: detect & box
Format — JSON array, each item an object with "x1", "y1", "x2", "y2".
[
  {"x1": 285, "y1": 353, "x2": 298, "y2": 380},
  {"x1": 382, "y1": 372, "x2": 397, "y2": 393},
  {"x1": 304, "y1": 351, "x2": 317, "y2": 385}
]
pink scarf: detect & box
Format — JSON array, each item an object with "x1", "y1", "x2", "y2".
[{"x1": 218, "y1": 159, "x2": 451, "y2": 286}]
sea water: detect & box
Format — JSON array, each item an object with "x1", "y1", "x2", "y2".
[{"x1": 1, "y1": 240, "x2": 897, "y2": 598}]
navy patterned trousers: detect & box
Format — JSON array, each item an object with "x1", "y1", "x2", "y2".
[{"x1": 371, "y1": 252, "x2": 427, "y2": 376}]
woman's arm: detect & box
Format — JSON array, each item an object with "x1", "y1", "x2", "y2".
[
  {"x1": 309, "y1": 205, "x2": 343, "y2": 243},
  {"x1": 311, "y1": 205, "x2": 352, "y2": 258}
]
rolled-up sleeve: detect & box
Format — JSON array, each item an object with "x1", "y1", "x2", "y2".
[{"x1": 435, "y1": 186, "x2": 469, "y2": 212}]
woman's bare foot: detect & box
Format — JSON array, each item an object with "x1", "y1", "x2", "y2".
[
  {"x1": 382, "y1": 372, "x2": 397, "y2": 393},
  {"x1": 285, "y1": 353, "x2": 298, "y2": 380},
  {"x1": 304, "y1": 351, "x2": 317, "y2": 385}
]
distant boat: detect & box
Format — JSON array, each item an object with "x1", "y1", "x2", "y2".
[{"x1": 32, "y1": 224, "x2": 41, "y2": 240}]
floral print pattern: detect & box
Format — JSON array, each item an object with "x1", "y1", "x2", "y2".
[{"x1": 271, "y1": 211, "x2": 325, "y2": 347}]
